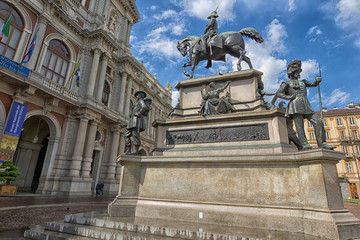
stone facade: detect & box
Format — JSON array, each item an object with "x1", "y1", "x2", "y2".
[{"x1": 0, "y1": 0, "x2": 172, "y2": 196}]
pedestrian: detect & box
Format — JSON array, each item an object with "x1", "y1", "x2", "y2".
[{"x1": 96, "y1": 181, "x2": 104, "y2": 196}]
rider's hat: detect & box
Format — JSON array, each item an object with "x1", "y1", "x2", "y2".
[
  {"x1": 207, "y1": 11, "x2": 219, "y2": 19},
  {"x1": 135, "y1": 90, "x2": 146, "y2": 98}
]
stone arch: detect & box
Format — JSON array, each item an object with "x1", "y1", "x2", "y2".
[
  {"x1": 35, "y1": 33, "x2": 77, "y2": 86},
  {"x1": 25, "y1": 110, "x2": 61, "y2": 139},
  {"x1": 22, "y1": 110, "x2": 61, "y2": 187},
  {"x1": 4, "y1": 0, "x2": 33, "y2": 62}
]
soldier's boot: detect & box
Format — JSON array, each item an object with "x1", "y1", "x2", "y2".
[
  {"x1": 134, "y1": 145, "x2": 140, "y2": 155},
  {"x1": 201, "y1": 38, "x2": 207, "y2": 53},
  {"x1": 302, "y1": 144, "x2": 312, "y2": 150},
  {"x1": 124, "y1": 145, "x2": 131, "y2": 154},
  {"x1": 320, "y1": 142, "x2": 335, "y2": 150}
]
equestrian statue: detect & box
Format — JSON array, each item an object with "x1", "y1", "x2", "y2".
[{"x1": 177, "y1": 10, "x2": 264, "y2": 78}]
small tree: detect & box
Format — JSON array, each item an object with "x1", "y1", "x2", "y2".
[{"x1": 0, "y1": 161, "x2": 21, "y2": 185}]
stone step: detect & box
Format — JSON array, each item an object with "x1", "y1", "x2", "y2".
[
  {"x1": 24, "y1": 224, "x2": 95, "y2": 240},
  {"x1": 63, "y1": 213, "x2": 260, "y2": 240},
  {"x1": 44, "y1": 220, "x2": 187, "y2": 240}
]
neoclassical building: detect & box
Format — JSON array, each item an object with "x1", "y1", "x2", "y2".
[
  {"x1": 303, "y1": 103, "x2": 360, "y2": 199},
  {"x1": 0, "y1": 0, "x2": 172, "y2": 195}
]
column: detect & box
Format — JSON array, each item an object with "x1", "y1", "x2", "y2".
[
  {"x1": 87, "y1": 49, "x2": 101, "y2": 97},
  {"x1": 95, "y1": 55, "x2": 109, "y2": 101},
  {"x1": 122, "y1": 20, "x2": 128, "y2": 43},
  {"x1": 80, "y1": 120, "x2": 99, "y2": 178},
  {"x1": 124, "y1": 76, "x2": 133, "y2": 116},
  {"x1": 118, "y1": 72, "x2": 127, "y2": 113},
  {"x1": 26, "y1": 16, "x2": 48, "y2": 70},
  {"x1": 68, "y1": 118, "x2": 89, "y2": 177},
  {"x1": 106, "y1": 127, "x2": 120, "y2": 179}
]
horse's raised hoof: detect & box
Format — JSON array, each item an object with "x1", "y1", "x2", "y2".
[{"x1": 184, "y1": 72, "x2": 190, "y2": 77}]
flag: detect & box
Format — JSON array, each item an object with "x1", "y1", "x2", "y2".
[
  {"x1": 0, "y1": 15, "x2": 11, "y2": 42},
  {"x1": 21, "y1": 31, "x2": 37, "y2": 64},
  {"x1": 73, "y1": 60, "x2": 81, "y2": 89}
]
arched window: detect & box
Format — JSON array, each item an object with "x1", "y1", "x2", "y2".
[
  {"x1": 41, "y1": 40, "x2": 70, "y2": 86},
  {"x1": 101, "y1": 81, "x2": 110, "y2": 106},
  {"x1": 0, "y1": 2, "x2": 23, "y2": 59}
]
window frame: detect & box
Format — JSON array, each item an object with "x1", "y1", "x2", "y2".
[
  {"x1": 41, "y1": 39, "x2": 70, "y2": 86},
  {"x1": 0, "y1": 2, "x2": 24, "y2": 60},
  {"x1": 336, "y1": 118, "x2": 343, "y2": 126}
]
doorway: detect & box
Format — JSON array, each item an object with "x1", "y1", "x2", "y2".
[{"x1": 13, "y1": 116, "x2": 50, "y2": 192}]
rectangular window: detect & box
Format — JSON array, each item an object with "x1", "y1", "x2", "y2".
[
  {"x1": 356, "y1": 146, "x2": 360, "y2": 156},
  {"x1": 323, "y1": 119, "x2": 327, "y2": 127},
  {"x1": 352, "y1": 130, "x2": 358, "y2": 140},
  {"x1": 346, "y1": 162, "x2": 354, "y2": 173},
  {"x1": 349, "y1": 117, "x2": 356, "y2": 126},
  {"x1": 339, "y1": 130, "x2": 345, "y2": 139},
  {"x1": 307, "y1": 121, "x2": 313, "y2": 128},
  {"x1": 309, "y1": 132, "x2": 315, "y2": 140},
  {"x1": 343, "y1": 146, "x2": 349, "y2": 157},
  {"x1": 337, "y1": 118, "x2": 343, "y2": 126},
  {"x1": 326, "y1": 131, "x2": 330, "y2": 140}
]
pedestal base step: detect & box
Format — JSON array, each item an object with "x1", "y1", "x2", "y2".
[{"x1": 23, "y1": 212, "x2": 330, "y2": 240}]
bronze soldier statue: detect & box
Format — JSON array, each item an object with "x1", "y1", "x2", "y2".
[
  {"x1": 277, "y1": 59, "x2": 334, "y2": 150},
  {"x1": 124, "y1": 91, "x2": 152, "y2": 155},
  {"x1": 199, "y1": 11, "x2": 219, "y2": 69}
]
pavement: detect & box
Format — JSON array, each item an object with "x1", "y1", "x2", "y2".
[
  {"x1": 0, "y1": 192, "x2": 116, "y2": 239},
  {"x1": 0, "y1": 193, "x2": 360, "y2": 239}
]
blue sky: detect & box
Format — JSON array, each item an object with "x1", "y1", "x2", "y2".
[{"x1": 130, "y1": 0, "x2": 360, "y2": 108}]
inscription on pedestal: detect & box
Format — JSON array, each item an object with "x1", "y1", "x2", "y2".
[{"x1": 166, "y1": 123, "x2": 269, "y2": 144}]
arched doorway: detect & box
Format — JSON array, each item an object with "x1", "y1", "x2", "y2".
[{"x1": 13, "y1": 116, "x2": 50, "y2": 192}]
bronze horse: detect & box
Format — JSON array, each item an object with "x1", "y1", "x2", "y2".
[{"x1": 177, "y1": 28, "x2": 264, "y2": 78}]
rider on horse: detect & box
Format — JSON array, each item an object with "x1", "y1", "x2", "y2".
[{"x1": 199, "y1": 11, "x2": 219, "y2": 68}]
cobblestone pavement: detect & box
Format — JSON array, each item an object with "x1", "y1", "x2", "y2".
[{"x1": 0, "y1": 193, "x2": 359, "y2": 239}]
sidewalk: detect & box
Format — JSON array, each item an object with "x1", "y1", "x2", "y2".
[{"x1": 0, "y1": 192, "x2": 116, "y2": 234}]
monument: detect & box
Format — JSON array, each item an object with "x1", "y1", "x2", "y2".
[
  {"x1": 107, "y1": 12, "x2": 360, "y2": 240},
  {"x1": 24, "y1": 10, "x2": 360, "y2": 240}
]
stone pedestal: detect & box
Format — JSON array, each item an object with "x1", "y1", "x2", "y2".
[
  {"x1": 108, "y1": 71, "x2": 360, "y2": 239},
  {"x1": 109, "y1": 150, "x2": 360, "y2": 239},
  {"x1": 173, "y1": 70, "x2": 264, "y2": 117}
]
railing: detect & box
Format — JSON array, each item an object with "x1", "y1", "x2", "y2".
[
  {"x1": 339, "y1": 136, "x2": 360, "y2": 143},
  {"x1": 42, "y1": 77, "x2": 79, "y2": 101}
]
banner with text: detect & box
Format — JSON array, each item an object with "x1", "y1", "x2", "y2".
[{"x1": 0, "y1": 102, "x2": 28, "y2": 162}]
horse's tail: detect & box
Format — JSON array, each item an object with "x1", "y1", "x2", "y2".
[{"x1": 239, "y1": 28, "x2": 264, "y2": 43}]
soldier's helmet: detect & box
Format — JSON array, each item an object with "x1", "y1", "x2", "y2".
[{"x1": 208, "y1": 11, "x2": 219, "y2": 19}]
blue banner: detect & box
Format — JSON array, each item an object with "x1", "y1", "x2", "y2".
[
  {"x1": 0, "y1": 54, "x2": 30, "y2": 78},
  {"x1": 4, "y1": 102, "x2": 28, "y2": 137}
]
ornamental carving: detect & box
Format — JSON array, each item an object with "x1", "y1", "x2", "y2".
[{"x1": 166, "y1": 123, "x2": 269, "y2": 145}]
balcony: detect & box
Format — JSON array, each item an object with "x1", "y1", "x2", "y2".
[{"x1": 339, "y1": 136, "x2": 360, "y2": 144}]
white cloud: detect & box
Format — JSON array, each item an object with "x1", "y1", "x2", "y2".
[
  {"x1": 288, "y1": 0, "x2": 296, "y2": 12},
  {"x1": 171, "y1": 90, "x2": 180, "y2": 107},
  {"x1": 306, "y1": 25, "x2": 323, "y2": 43},
  {"x1": 150, "y1": 5, "x2": 157, "y2": 11},
  {"x1": 243, "y1": 19, "x2": 288, "y2": 92},
  {"x1": 323, "y1": 88, "x2": 351, "y2": 106},
  {"x1": 332, "y1": 0, "x2": 360, "y2": 48},
  {"x1": 154, "y1": 10, "x2": 178, "y2": 20},
  {"x1": 301, "y1": 59, "x2": 319, "y2": 79},
  {"x1": 178, "y1": 0, "x2": 237, "y2": 21},
  {"x1": 133, "y1": 26, "x2": 182, "y2": 59}
]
